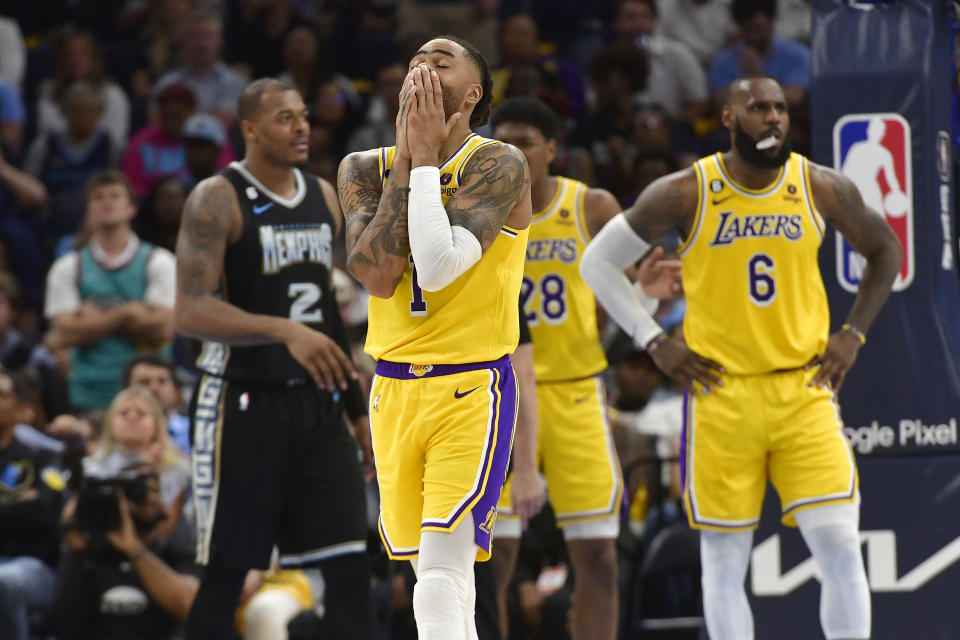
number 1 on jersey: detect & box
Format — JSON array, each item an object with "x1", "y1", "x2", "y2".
[{"x1": 409, "y1": 255, "x2": 427, "y2": 316}]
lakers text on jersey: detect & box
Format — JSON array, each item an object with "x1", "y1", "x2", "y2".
[
  {"x1": 681, "y1": 152, "x2": 829, "y2": 375},
  {"x1": 679, "y1": 153, "x2": 858, "y2": 531}
]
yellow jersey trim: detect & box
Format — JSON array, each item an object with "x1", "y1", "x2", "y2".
[
  {"x1": 800, "y1": 157, "x2": 826, "y2": 237},
  {"x1": 457, "y1": 139, "x2": 499, "y2": 182},
  {"x1": 678, "y1": 160, "x2": 708, "y2": 257},
  {"x1": 715, "y1": 153, "x2": 787, "y2": 197},
  {"x1": 531, "y1": 178, "x2": 567, "y2": 222},
  {"x1": 573, "y1": 182, "x2": 591, "y2": 244}
]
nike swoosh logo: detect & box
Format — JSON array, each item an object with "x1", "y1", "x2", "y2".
[
  {"x1": 454, "y1": 385, "x2": 482, "y2": 399},
  {"x1": 711, "y1": 195, "x2": 733, "y2": 205},
  {"x1": 573, "y1": 395, "x2": 589, "y2": 404},
  {"x1": 253, "y1": 202, "x2": 274, "y2": 215}
]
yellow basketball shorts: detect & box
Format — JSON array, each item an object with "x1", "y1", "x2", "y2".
[
  {"x1": 681, "y1": 368, "x2": 858, "y2": 531},
  {"x1": 499, "y1": 376, "x2": 623, "y2": 525},
  {"x1": 370, "y1": 356, "x2": 517, "y2": 562}
]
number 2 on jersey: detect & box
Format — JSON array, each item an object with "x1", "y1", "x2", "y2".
[
  {"x1": 748, "y1": 253, "x2": 776, "y2": 306},
  {"x1": 521, "y1": 273, "x2": 568, "y2": 326},
  {"x1": 288, "y1": 282, "x2": 323, "y2": 322}
]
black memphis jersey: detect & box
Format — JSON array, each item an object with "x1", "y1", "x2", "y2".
[{"x1": 196, "y1": 162, "x2": 337, "y2": 383}]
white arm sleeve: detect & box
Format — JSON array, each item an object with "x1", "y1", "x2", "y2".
[
  {"x1": 407, "y1": 165, "x2": 483, "y2": 292},
  {"x1": 580, "y1": 213, "x2": 664, "y2": 348}
]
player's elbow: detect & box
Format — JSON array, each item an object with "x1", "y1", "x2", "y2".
[{"x1": 345, "y1": 256, "x2": 400, "y2": 298}]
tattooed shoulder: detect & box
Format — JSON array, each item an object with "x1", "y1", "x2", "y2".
[
  {"x1": 446, "y1": 143, "x2": 530, "y2": 249},
  {"x1": 338, "y1": 150, "x2": 382, "y2": 214},
  {"x1": 177, "y1": 176, "x2": 238, "y2": 251}
]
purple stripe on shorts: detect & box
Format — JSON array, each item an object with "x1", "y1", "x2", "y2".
[
  {"x1": 679, "y1": 390, "x2": 689, "y2": 495},
  {"x1": 419, "y1": 358, "x2": 516, "y2": 556},
  {"x1": 375, "y1": 355, "x2": 511, "y2": 380}
]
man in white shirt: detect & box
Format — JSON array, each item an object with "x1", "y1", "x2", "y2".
[
  {"x1": 614, "y1": 0, "x2": 709, "y2": 123},
  {"x1": 44, "y1": 170, "x2": 175, "y2": 411},
  {"x1": 656, "y1": 0, "x2": 739, "y2": 66}
]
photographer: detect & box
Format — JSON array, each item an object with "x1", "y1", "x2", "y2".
[
  {"x1": 55, "y1": 460, "x2": 199, "y2": 640},
  {"x1": 0, "y1": 370, "x2": 65, "y2": 640},
  {"x1": 86, "y1": 387, "x2": 190, "y2": 542}
]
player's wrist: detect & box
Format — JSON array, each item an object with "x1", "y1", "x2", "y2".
[
  {"x1": 410, "y1": 150, "x2": 439, "y2": 169},
  {"x1": 840, "y1": 323, "x2": 866, "y2": 346}
]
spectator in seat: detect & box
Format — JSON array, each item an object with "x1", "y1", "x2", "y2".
[
  {"x1": 122, "y1": 353, "x2": 190, "y2": 456},
  {"x1": 613, "y1": 0, "x2": 708, "y2": 124},
  {"x1": 155, "y1": 6, "x2": 248, "y2": 126},
  {"x1": 708, "y1": 0, "x2": 811, "y2": 109},
  {"x1": 656, "y1": 0, "x2": 739, "y2": 66},
  {"x1": 135, "y1": 176, "x2": 189, "y2": 254},
  {"x1": 0, "y1": 370, "x2": 66, "y2": 640},
  {"x1": 34, "y1": 31, "x2": 131, "y2": 150},
  {"x1": 345, "y1": 62, "x2": 406, "y2": 154},
  {"x1": 181, "y1": 113, "x2": 226, "y2": 189},
  {"x1": 0, "y1": 80, "x2": 24, "y2": 156},
  {"x1": 43, "y1": 171, "x2": 176, "y2": 412},
  {"x1": 122, "y1": 82, "x2": 234, "y2": 199},
  {"x1": 0, "y1": 272, "x2": 70, "y2": 422},
  {"x1": 25, "y1": 81, "x2": 120, "y2": 244},
  {"x1": 0, "y1": 144, "x2": 48, "y2": 312},
  {"x1": 571, "y1": 43, "x2": 649, "y2": 197}
]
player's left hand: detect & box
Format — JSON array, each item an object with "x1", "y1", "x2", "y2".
[
  {"x1": 510, "y1": 468, "x2": 546, "y2": 530},
  {"x1": 407, "y1": 64, "x2": 462, "y2": 166},
  {"x1": 806, "y1": 329, "x2": 863, "y2": 392},
  {"x1": 637, "y1": 246, "x2": 682, "y2": 300}
]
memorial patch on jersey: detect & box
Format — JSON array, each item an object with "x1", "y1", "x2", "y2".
[
  {"x1": 708, "y1": 212, "x2": 803, "y2": 247},
  {"x1": 833, "y1": 113, "x2": 914, "y2": 291},
  {"x1": 259, "y1": 223, "x2": 333, "y2": 274}
]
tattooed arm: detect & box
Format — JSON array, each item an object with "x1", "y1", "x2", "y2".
[
  {"x1": 806, "y1": 164, "x2": 901, "y2": 390},
  {"x1": 443, "y1": 143, "x2": 532, "y2": 250},
  {"x1": 174, "y1": 176, "x2": 282, "y2": 345},
  {"x1": 338, "y1": 150, "x2": 412, "y2": 298},
  {"x1": 175, "y1": 176, "x2": 355, "y2": 388}
]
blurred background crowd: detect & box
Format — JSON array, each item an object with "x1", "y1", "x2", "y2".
[{"x1": 0, "y1": 0, "x2": 816, "y2": 638}]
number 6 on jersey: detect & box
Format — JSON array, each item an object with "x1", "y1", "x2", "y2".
[{"x1": 748, "y1": 253, "x2": 776, "y2": 306}]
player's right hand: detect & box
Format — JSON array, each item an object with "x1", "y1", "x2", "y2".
[
  {"x1": 395, "y1": 70, "x2": 416, "y2": 160},
  {"x1": 650, "y1": 337, "x2": 725, "y2": 392},
  {"x1": 511, "y1": 468, "x2": 546, "y2": 530},
  {"x1": 283, "y1": 322, "x2": 357, "y2": 391}
]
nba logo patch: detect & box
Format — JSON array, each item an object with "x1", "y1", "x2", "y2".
[{"x1": 833, "y1": 113, "x2": 914, "y2": 292}]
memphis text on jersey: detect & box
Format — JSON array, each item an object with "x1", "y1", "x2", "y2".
[
  {"x1": 259, "y1": 223, "x2": 333, "y2": 275},
  {"x1": 709, "y1": 211, "x2": 804, "y2": 247}
]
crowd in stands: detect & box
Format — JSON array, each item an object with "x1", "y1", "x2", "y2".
[{"x1": 0, "y1": 0, "x2": 813, "y2": 637}]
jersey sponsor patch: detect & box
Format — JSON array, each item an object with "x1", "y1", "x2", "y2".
[{"x1": 833, "y1": 113, "x2": 914, "y2": 291}]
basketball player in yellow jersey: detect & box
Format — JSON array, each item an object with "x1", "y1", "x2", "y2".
[
  {"x1": 337, "y1": 36, "x2": 531, "y2": 640},
  {"x1": 582, "y1": 77, "x2": 902, "y2": 640},
  {"x1": 486, "y1": 96, "x2": 677, "y2": 640}
]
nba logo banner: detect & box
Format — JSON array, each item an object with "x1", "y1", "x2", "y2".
[{"x1": 833, "y1": 113, "x2": 914, "y2": 292}]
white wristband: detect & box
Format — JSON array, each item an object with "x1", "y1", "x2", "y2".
[{"x1": 580, "y1": 213, "x2": 664, "y2": 348}]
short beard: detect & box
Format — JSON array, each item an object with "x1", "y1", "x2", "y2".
[
  {"x1": 441, "y1": 84, "x2": 466, "y2": 126},
  {"x1": 734, "y1": 119, "x2": 791, "y2": 169}
]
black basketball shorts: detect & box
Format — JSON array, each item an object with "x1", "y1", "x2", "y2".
[{"x1": 189, "y1": 374, "x2": 368, "y2": 570}]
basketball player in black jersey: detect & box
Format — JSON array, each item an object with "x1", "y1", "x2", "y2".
[{"x1": 175, "y1": 78, "x2": 375, "y2": 640}]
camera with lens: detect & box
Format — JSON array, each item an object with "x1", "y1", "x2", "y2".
[{"x1": 71, "y1": 467, "x2": 156, "y2": 534}]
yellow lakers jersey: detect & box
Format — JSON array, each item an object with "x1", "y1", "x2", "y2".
[
  {"x1": 523, "y1": 177, "x2": 607, "y2": 381},
  {"x1": 680, "y1": 152, "x2": 829, "y2": 374},
  {"x1": 364, "y1": 134, "x2": 529, "y2": 364}
]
